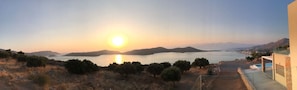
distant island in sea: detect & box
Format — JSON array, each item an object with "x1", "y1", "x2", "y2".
[{"x1": 65, "y1": 47, "x2": 205, "y2": 56}]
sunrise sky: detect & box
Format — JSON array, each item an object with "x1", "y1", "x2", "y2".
[{"x1": 0, "y1": 0, "x2": 292, "y2": 53}]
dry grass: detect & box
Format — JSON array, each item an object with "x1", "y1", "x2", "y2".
[
  {"x1": 0, "y1": 58, "x2": 226, "y2": 90},
  {"x1": 0, "y1": 58, "x2": 175, "y2": 90}
]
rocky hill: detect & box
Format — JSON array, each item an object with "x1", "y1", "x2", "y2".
[
  {"x1": 248, "y1": 38, "x2": 289, "y2": 51},
  {"x1": 123, "y1": 47, "x2": 204, "y2": 55}
]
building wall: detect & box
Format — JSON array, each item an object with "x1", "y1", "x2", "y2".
[
  {"x1": 273, "y1": 53, "x2": 290, "y2": 87},
  {"x1": 288, "y1": 0, "x2": 297, "y2": 90}
]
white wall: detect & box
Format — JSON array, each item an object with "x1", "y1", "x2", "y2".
[
  {"x1": 273, "y1": 53, "x2": 289, "y2": 87},
  {"x1": 289, "y1": 0, "x2": 297, "y2": 90}
]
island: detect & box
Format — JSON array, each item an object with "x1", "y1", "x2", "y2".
[
  {"x1": 65, "y1": 50, "x2": 121, "y2": 56},
  {"x1": 123, "y1": 47, "x2": 204, "y2": 55},
  {"x1": 65, "y1": 47, "x2": 205, "y2": 56}
]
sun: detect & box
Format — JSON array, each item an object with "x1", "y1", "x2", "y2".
[{"x1": 112, "y1": 36, "x2": 124, "y2": 47}]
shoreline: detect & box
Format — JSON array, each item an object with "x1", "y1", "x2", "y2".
[{"x1": 48, "y1": 51, "x2": 247, "y2": 67}]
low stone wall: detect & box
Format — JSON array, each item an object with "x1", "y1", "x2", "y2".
[{"x1": 237, "y1": 68, "x2": 256, "y2": 90}]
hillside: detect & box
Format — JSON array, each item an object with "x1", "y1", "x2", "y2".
[
  {"x1": 26, "y1": 51, "x2": 60, "y2": 57},
  {"x1": 123, "y1": 47, "x2": 204, "y2": 55},
  {"x1": 248, "y1": 38, "x2": 289, "y2": 51},
  {"x1": 65, "y1": 50, "x2": 121, "y2": 56}
]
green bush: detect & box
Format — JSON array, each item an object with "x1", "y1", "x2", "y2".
[
  {"x1": 245, "y1": 56, "x2": 254, "y2": 62},
  {"x1": 192, "y1": 58, "x2": 209, "y2": 68},
  {"x1": 26, "y1": 56, "x2": 48, "y2": 67},
  {"x1": 161, "y1": 66, "x2": 181, "y2": 86},
  {"x1": 17, "y1": 54, "x2": 28, "y2": 62},
  {"x1": 160, "y1": 62, "x2": 171, "y2": 69},
  {"x1": 12, "y1": 51, "x2": 25, "y2": 59},
  {"x1": 146, "y1": 63, "x2": 164, "y2": 78},
  {"x1": 115, "y1": 62, "x2": 137, "y2": 77},
  {"x1": 132, "y1": 61, "x2": 144, "y2": 73},
  {"x1": 0, "y1": 51, "x2": 10, "y2": 58},
  {"x1": 108, "y1": 62, "x2": 119, "y2": 72},
  {"x1": 173, "y1": 60, "x2": 191, "y2": 73},
  {"x1": 64, "y1": 59, "x2": 99, "y2": 74}
]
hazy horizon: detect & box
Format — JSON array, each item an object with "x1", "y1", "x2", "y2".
[{"x1": 0, "y1": 0, "x2": 292, "y2": 53}]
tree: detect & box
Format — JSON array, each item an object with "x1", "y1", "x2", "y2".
[
  {"x1": 160, "y1": 66, "x2": 181, "y2": 86},
  {"x1": 173, "y1": 60, "x2": 191, "y2": 73},
  {"x1": 245, "y1": 56, "x2": 254, "y2": 62},
  {"x1": 251, "y1": 52, "x2": 261, "y2": 59},
  {"x1": 146, "y1": 63, "x2": 164, "y2": 78},
  {"x1": 160, "y1": 62, "x2": 171, "y2": 69},
  {"x1": 26, "y1": 56, "x2": 48, "y2": 67},
  {"x1": 64, "y1": 59, "x2": 99, "y2": 74},
  {"x1": 132, "y1": 61, "x2": 144, "y2": 74},
  {"x1": 192, "y1": 58, "x2": 210, "y2": 68},
  {"x1": 116, "y1": 62, "x2": 136, "y2": 77}
]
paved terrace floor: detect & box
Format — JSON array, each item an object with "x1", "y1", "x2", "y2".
[{"x1": 244, "y1": 69, "x2": 286, "y2": 90}]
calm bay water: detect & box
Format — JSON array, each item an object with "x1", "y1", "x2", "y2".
[{"x1": 49, "y1": 51, "x2": 247, "y2": 66}]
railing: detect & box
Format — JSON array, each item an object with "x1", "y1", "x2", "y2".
[{"x1": 273, "y1": 49, "x2": 290, "y2": 55}]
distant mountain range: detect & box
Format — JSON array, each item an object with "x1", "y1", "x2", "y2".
[
  {"x1": 65, "y1": 47, "x2": 204, "y2": 56},
  {"x1": 246, "y1": 38, "x2": 289, "y2": 51}
]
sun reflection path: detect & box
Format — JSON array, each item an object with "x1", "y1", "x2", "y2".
[{"x1": 115, "y1": 54, "x2": 123, "y2": 64}]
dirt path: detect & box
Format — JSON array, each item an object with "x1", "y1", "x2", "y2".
[{"x1": 210, "y1": 60, "x2": 250, "y2": 90}]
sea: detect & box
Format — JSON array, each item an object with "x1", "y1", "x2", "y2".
[{"x1": 48, "y1": 51, "x2": 247, "y2": 67}]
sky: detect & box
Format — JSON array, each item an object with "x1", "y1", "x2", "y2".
[{"x1": 0, "y1": 0, "x2": 293, "y2": 53}]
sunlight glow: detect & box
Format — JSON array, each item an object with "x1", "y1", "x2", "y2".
[
  {"x1": 115, "y1": 54, "x2": 123, "y2": 64},
  {"x1": 112, "y1": 36, "x2": 124, "y2": 47}
]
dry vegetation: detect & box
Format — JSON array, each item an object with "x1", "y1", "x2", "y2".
[{"x1": 0, "y1": 58, "x2": 212, "y2": 90}]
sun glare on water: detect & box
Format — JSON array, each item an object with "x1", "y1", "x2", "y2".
[{"x1": 115, "y1": 55, "x2": 123, "y2": 64}]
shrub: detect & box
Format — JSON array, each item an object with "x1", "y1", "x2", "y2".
[
  {"x1": 64, "y1": 59, "x2": 99, "y2": 74},
  {"x1": 173, "y1": 60, "x2": 191, "y2": 73},
  {"x1": 115, "y1": 62, "x2": 137, "y2": 77},
  {"x1": 245, "y1": 56, "x2": 254, "y2": 62},
  {"x1": 160, "y1": 62, "x2": 171, "y2": 69},
  {"x1": 17, "y1": 54, "x2": 28, "y2": 62},
  {"x1": 82, "y1": 60, "x2": 99, "y2": 73},
  {"x1": 0, "y1": 51, "x2": 10, "y2": 58},
  {"x1": 132, "y1": 61, "x2": 144, "y2": 74},
  {"x1": 161, "y1": 66, "x2": 181, "y2": 86},
  {"x1": 12, "y1": 51, "x2": 25, "y2": 59},
  {"x1": 146, "y1": 63, "x2": 164, "y2": 78},
  {"x1": 108, "y1": 62, "x2": 119, "y2": 72},
  {"x1": 26, "y1": 56, "x2": 48, "y2": 67},
  {"x1": 192, "y1": 58, "x2": 209, "y2": 68}
]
